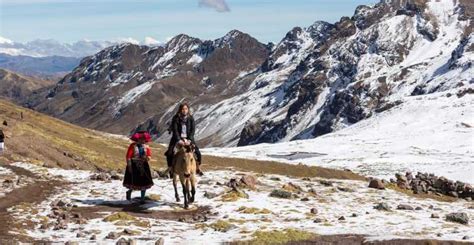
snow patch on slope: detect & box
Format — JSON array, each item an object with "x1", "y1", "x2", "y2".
[{"x1": 204, "y1": 90, "x2": 474, "y2": 183}]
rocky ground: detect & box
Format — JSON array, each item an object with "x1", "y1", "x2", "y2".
[{"x1": 0, "y1": 162, "x2": 472, "y2": 244}]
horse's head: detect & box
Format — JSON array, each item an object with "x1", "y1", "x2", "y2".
[{"x1": 176, "y1": 144, "x2": 196, "y2": 178}]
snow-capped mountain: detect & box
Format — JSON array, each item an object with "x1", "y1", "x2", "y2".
[
  {"x1": 196, "y1": 0, "x2": 473, "y2": 146},
  {"x1": 26, "y1": 30, "x2": 270, "y2": 135},
  {"x1": 0, "y1": 37, "x2": 163, "y2": 58},
  {"x1": 27, "y1": 0, "x2": 473, "y2": 147}
]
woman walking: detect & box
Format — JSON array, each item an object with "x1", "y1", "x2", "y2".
[
  {"x1": 123, "y1": 130, "x2": 154, "y2": 203},
  {"x1": 165, "y1": 102, "x2": 203, "y2": 176}
]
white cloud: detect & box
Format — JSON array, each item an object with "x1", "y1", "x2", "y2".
[
  {"x1": 0, "y1": 36, "x2": 14, "y2": 45},
  {"x1": 198, "y1": 0, "x2": 230, "y2": 12},
  {"x1": 116, "y1": 37, "x2": 140, "y2": 45},
  {"x1": 143, "y1": 36, "x2": 162, "y2": 46}
]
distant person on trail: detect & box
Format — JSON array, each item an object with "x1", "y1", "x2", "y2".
[
  {"x1": 165, "y1": 102, "x2": 203, "y2": 177},
  {"x1": 0, "y1": 128, "x2": 5, "y2": 155},
  {"x1": 123, "y1": 131, "x2": 154, "y2": 203}
]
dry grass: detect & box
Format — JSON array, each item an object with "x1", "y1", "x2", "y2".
[
  {"x1": 203, "y1": 155, "x2": 366, "y2": 181},
  {"x1": 0, "y1": 99, "x2": 366, "y2": 182},
  {"x1": 234, "y1": 229, "x2": 318, "y2": 245}
]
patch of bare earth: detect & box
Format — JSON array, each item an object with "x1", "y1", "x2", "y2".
[{"x1": 0, "y1": 164, "x2": 67, "y2": 243}]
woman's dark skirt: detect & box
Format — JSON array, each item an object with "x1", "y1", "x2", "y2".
[{"x1": 123, "y1": 160, "x2": 154, "y2": 190}]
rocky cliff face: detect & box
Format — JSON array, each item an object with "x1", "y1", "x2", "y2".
[
  {"x1": 27, "y1": 0, "x2": 473, "y2": 147},
  {"x1": 196, "y1": 0, "x2": 473, "y2": 146},
  {"x1": 26, "y1": 30, "x2": 269, "y2": 135}
]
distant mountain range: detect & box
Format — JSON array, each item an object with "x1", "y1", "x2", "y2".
[
  {"x1": 0, "y1": 36, "x2": 162, "y2": 57},
  {"x1": 20, "y1": 0, "x2": 474, "y2": 147},
  {"x1": 0, "y1": 37, "x2": 162, "y2": 76}
]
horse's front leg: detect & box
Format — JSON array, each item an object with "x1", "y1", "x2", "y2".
[
  {"x1": 189, "y1": 176, "x2": 196, "y2": 203},
  {"x1": 173, "y1": 174, "x2": 180, "y2": 202},
  {"x1": 181, "y1": 179, "x2": 188, "y2": 209}
]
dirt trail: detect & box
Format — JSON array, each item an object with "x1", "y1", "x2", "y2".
[
  {"x1": 72, "y1": 203, "x2": 211, "y2": 221},
  {"x1": 0, "y1": 164, "x2": 66, "y2": 243}
]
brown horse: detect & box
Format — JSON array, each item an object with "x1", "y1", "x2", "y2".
[{"x1": 172, "y1": 144, "x2": 197, "y2": 209}]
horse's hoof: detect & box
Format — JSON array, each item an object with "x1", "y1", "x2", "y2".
[
  {"x1": 176, "y1": 198, "x2": 181, "y2": 202},
  {"x1": 184, "y1": 205, "x2": 189, "y2": 209}
]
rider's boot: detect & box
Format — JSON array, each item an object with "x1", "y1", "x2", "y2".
[{"x1": 196, "y1": 163, "x2": 204, "y2": 176}]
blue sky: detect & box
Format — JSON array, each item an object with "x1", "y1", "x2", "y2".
[{"x1": 0, "y1": 0, "x2": 377, "y2": 43}]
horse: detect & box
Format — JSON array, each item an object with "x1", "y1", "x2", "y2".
[{"x1": 171, "y1": 144, "x2": 197, "y2": 209}]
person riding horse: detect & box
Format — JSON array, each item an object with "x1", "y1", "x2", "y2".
[{"x1": 165, "y1": 102, "x2": 203, "y2": 176}]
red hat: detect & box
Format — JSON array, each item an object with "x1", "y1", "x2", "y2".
[{"x1": 130, "y1": 131, "x2": 152, "y2": 143}]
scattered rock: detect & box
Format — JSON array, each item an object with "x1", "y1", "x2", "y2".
[
  {"x1": 122, "y1": 228, "x2": 140, "y2": 235},
  {"x1": 270, "y1": 177, "x2": 281, "y2": 181},
  {"x1": 240, "y1": 175, "x2": 258, "y2": 189},
  {"x1": 338, "y1": 216, "x2": 346, "y2": 221},
  {"x1": 109, "y1": 171, "x2": 122, "y2": 180},
  {"x1": 313, "y1": 218, "x2": 323, "y2": 223},
  {"x1": 116, "y1": 238, "x2": 127, "y2": 245},
  {"x1": 431, "y1": 213, "x2": 440, "y2": 219},
  {"x1": 445, "y1": 212, "x2": 469, "y2": 225},
  {"x1": 269, "y1": 189, "x2": 292, "y2": 199},
  {"x1": 221, "y1": 189, "x2": 249, "y2": 202},
  {"x1": 204, "y1": 191, "x2": 219, "y2": 199},
  {"x1": 308, "y1": 188, "x2": 317, "y2": 196},
  {"x1": 106, "y1": 232, "x2": 120, "y2": 239},
  {"x1": 319, "y1": 180, "x2": 333, "y2": 186},
  {"x1": 116, "y1": 238, "x2": 136, "y2": 245},
  {"x1": 54, "y1": 199, "x2": 67, "y2": 207},
  {"x1": 337, "y1": 187, "x2": 354, "y2": 192},
  {"x1": 415, "y1": 206, "x2": 423, "y2": 211},
  {"x1": 300, "y1": 197, "x2": 310, "y2": 202},
  {"x1": 193, "y1": 214, "x2": 208, "y2": 222},
  {"x1": 282, "y1": 182, "x2": 303, "y2": 193},
  {"x1": 368, "y1": 179, "x2": 385, "y2": 190},
  {"x1": 397, "y1": 204, "x2": 414, "y2": 210},
  {"x1": 90, "y1": 172, "x2": 111, "y2": 181},
  {"x1": 351, "y1": 213, "x2": 357, "y2": 217},
  {"x1": 90, "y1": 235, "x2": 97, "y2": 240},
  {"x1": 155, "y1": 238, "x2": 165, "y2": 245},
  {"x1": 463, "y1": 236, "x2": 470, "y2": 240},
  {"x1": 374, "y1": 203, "x2": 391, "y2": 211},
  {"x1": 65, "y1": 242, "x2": 79, "y2": 245},
  {"x1": 310, "y1": 208, "x2": 318, "y2": 214},
  {"x1": 392, "y1": 171, "x2": 473, "y2": 199}
]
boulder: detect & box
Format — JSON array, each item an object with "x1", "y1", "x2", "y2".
[
  {"x1": 240, "y1": 175, "x2": 258, "y2": 189},
  {"x1": 269, "y1": 189, "x2": 292, "y2": 199},
  {"x1": 445, "y1": 212, "x2": 469, "y2": 225},
  {"x1": 397, "y1": 204, "x2": 414, "y2": 210},
  {"x1": 374, "y1": 203, "x2": 391, "y2": 211},
  {"x1": 368, "y1": 179, "x2": 385, "y2": 190}
]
